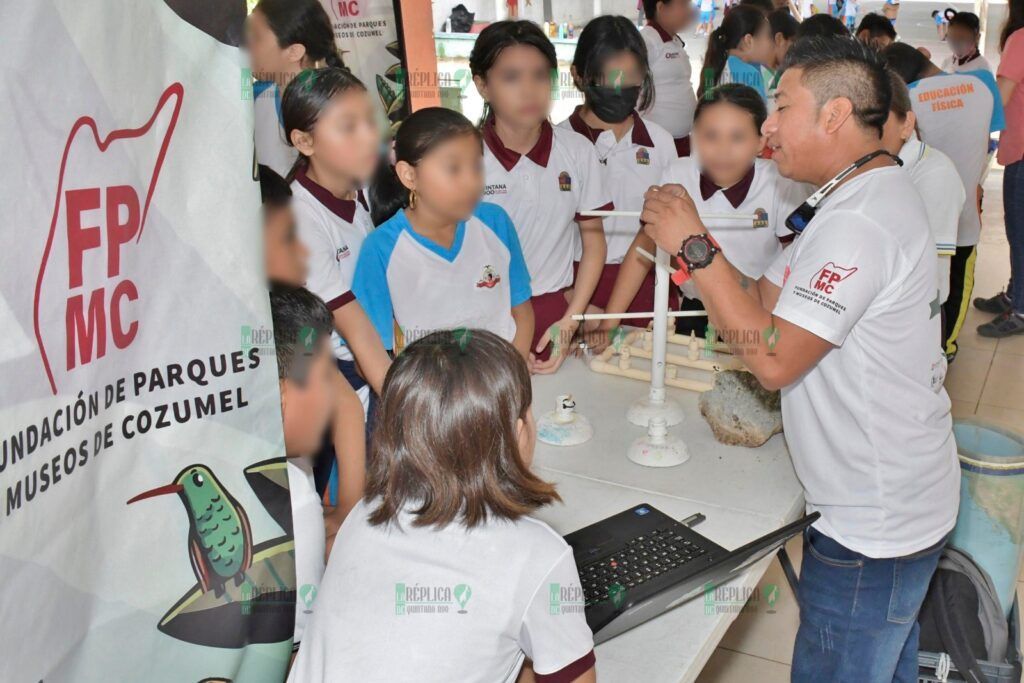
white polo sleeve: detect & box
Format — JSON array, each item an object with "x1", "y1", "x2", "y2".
[
  {"x1": 518, "y1": 547, "x2": 596, "y2": 682},
  {"x1": 772, "y1": 211, "x2": 892, "y2": 346},
  {"x1": 294, "y1": 203, "x2": 352, "y2": 309}
]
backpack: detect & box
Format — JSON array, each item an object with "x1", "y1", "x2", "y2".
[{"x1": 917, "y1": 547, "x2": 1016, "y2": 683}]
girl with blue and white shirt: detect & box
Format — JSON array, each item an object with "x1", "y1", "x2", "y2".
[
  {"x1": 356, "y1": 108, "x2": 535, "y2": 360},
  {"x1": 698, "y1": 5, "x2": 774, "y2": 103}
]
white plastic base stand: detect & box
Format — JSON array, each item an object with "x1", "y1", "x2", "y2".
[
  {"x1": 627, "y1": 417, "x2": 691, "y2": 468},
  {"x1": 628, "y1": 246, "x2": 684, "y2": 427},
  {"x1": 537, "y1": 394, "x2": 594, "y2": 446}
]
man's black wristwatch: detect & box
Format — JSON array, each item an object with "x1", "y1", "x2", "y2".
[{"x1": 672, "y1": 233, "x2": 721, "y2": 284}]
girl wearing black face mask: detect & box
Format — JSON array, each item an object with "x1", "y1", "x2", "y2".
[{"x1": 557, "y1": 15, "x2": 680, "y2": 325}]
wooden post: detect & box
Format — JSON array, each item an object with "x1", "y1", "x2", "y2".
[{"x1": 397, "y1": 0, "x2": 440, "y2": 110}]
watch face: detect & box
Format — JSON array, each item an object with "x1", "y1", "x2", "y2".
[{"x1": 684, "y1": 238, "x2": 711, "y2": 262}]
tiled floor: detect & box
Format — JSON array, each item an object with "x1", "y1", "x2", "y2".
[{"x1": 696, "y1": 167, "x2": 1024, "y2": 682}]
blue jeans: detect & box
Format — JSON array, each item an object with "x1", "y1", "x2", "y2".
[
  {"x1": 1004, "y1": 160, "x2": 1024, "y2": 313},
  {"x1": 791, "y1": 528, "x2": 946, "y2": 683}
]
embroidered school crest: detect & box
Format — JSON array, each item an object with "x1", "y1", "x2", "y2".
[
  {"x1": 753, "y1": 208, "x2": 769, "y2": 228},
  {"x1": 476, "y1": 265, "x2": 501, "y2": 289},
  {"x1": 635, "y1": 148, "x2": 650, "y2": 166},
  {"x1": 558, "y1": 171, "x2": 572, "y2": 192}
]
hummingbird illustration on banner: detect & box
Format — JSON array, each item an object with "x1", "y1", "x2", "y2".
[{"x1": 128, "y1": 464, "x2": 253, "y2": 597}]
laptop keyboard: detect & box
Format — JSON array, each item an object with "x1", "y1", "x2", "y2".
[{"x1": 579, "y1": 526, "x2": 710, "y2": 607}]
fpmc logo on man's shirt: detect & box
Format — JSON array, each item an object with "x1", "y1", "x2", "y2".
[{"x1": 811, "y1": 262, "x2": 858, "y2": 295}]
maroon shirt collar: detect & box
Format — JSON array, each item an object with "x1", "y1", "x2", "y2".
[
  {"x1": 567, "y1": 107, "x2": 655, "y2": 148},
  {"x1": 699, "y1": 165, "x2": 756, "y2": 208},
  {"x1": 648, "y1": 20, "x2": 674, "y2": 43},
  {"x1": 294, "y1": 166, "x2": 358, "y2": 222},
  {"x1": 953, "y1": 49, "x2": 981, "y2": 67},
  {"x1": 482, "y1": 118, "x2": 554, "y2": 171}
]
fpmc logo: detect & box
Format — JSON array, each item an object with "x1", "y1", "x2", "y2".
[
  {"x1": 331, "y1": 1, "x2": 360, "y2": 19},
  {"x1": 810, "y1": 262, "x2": 857, "y2": 295},
  {"x1": 34, "y1": 83, "x2": 183, "y2": 394}
]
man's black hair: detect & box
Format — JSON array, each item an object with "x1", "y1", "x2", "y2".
[
  {"x1": 794, "y1": 13, "x2": 851, "y2": 40},
  {"x1": 259, "y1": 164, "x2": 292, "y2": 208},
  {"x1": 782, "y1": 36, "x2": 892, "y2": 138},
  {"x1": 881, "y1": 42, "x2": 931, "y2": 85},
  {"x1": 269, "y1": 284, "x2": 333, "y2": 382},
  {"x1": 856, "y1": 13, "x2": 897, "y2": 41}
]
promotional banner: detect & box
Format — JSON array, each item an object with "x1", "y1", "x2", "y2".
[
  {"x1": 0, "y1": 1, "x2": 294, "y2": 680},
  {"x1": 320, "y1": 0, "x2": 410, "y2": 136}
]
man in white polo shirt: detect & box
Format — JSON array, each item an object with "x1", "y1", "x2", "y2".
[{"x1": 641, "y1": 38, "x2": 959, "y2": 682}]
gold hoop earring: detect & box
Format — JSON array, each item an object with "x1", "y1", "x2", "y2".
[{"x1": 408, "y1": 189, "x2": 417, "y2": 210}]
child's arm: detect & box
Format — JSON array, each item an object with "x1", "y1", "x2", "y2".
[
  {"x1": 599, "y1": 230, "x2": 657, "y2": 331},
  {"x1": 332, "y1": 301, "x2": 391, "y2": 395},
  {"x1": 511, "y1": 301, "x2": 535, "y2": 362},
  {"x1": 324, "y1": 369, "x2": 366, "y2": 557},
  {"x1": 533, "y1": 218, "x2": 606, "y2": 374}
]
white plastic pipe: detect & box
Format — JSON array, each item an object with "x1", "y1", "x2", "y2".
[
  {"x1": 580, "y1": 209, "x2": 760, "y2": 223},
  {"x1": 650, "y1": 247, "x2": 670, "y2": 404},
  {"x1": 571, "y1": 310, "x2": 708, "y2": 321}
]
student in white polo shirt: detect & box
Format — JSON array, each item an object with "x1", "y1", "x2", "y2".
[
  {"x1": 941, "y1": 12, "x2": 992, "y2": 74},
  {"x1": 289, "y1": 330, "x2": 596, "y2": 683},
  {"x1": 595, "y1": 84, "x2": 807, "y2": 339},
  {"x1": 884, "y1": 42, "x2": 1005, "y2": 361},
  {"x1": 882, "y1": 72, "x2": 965, "y2": 306},
  {"x1": 559, "y1": 16, "x2": 679, "y2": 319},
  {"x1": 640, "y1": 0, "x2": 698, "y2": 156},
  {"x1": 246, "y1": 0, "x2": 344, "y2": 178},
  {"x1": 355, "y1": 107, "x2": 534, "y2": 358},
  {"x1": 642, "y1": 38, "x2": 959, "y2": 681},
  {"x1": 470, "y1": 20, "x2": 611, "y2": 374}
]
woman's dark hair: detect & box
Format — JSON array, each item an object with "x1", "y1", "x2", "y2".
[
  {"x1": 700, "y1": 5, "x2": 769, "y2": 98},
  {"x1": 280, "y1": 67, "x2": 367, "y2": 181},
  {"x1": 794, "y1": 14, "x2": 851, "y2": 40},
  {"x1": 365, "y1": 329, "x2": 559, "y2": 528},
  {"x1": 259, "y1": 164, "x2": 291, "y2": 208},
  {"x1": 694, "y1": 83, "x2": 768, "y2": 132},
  {"x1": 1002, "y1": 0, "x2": 1024, "y2": 51},
  {"x1": 469, "y1": 20, "x2": 557, "y2": 124},
  {"x1": 254, "y1": 0, "x2": 344, "y2": 68},
  {"x1": 855, "y1": 13, "x2": 897, "y2": 42},
  {"x1": 769, "y1": 9, "x2": 800, "y2": 40},
  {"x1": 948, "y1": 10, "x2": 981, "y2": 34},
  {"x1": 573, "y1": 15, "x2": 655, "y2": 112},
  {"x1": 740, "y1": 0, "x2": 775, "y2": 13},
  {"x1": 881, "y1": 42, "x2": 931, "y2": 85},
  {"x1": 783, "y1": 36, "x2": 892, "y2": 138},
  {"x1": 369, "y1": 107, "x2": 482, "y2": 226}
]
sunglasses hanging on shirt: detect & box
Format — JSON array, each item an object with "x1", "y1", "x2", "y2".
[{"x1": 785, "y1": 150, "x2": 903, "y2": 235}]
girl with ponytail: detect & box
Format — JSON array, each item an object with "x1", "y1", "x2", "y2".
[
  {"x1": 698, "y1": 5, "x2": 773, "y2": 101},
  {"x1": 356, "y1": 107, "x2": 535, "y2": 360},
  {"x1": 246, "y1": 0, "x2": 346, "y2": 176}
]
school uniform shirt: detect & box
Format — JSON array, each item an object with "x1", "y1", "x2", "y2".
[
  {"x1": 351, "y1": 203, "x2": 532, "y2": 350},
  {"x1": 287, "y1": 456, "x2": 326, "y2": 648},
  {"x1": 940, "y1": 51, "x2": 993, "y2": 75},
  {"x1": 482, "y1": 119, "x2": 612, "y2": 296},
  {"x1": 254, "y1": 81, "x2": 298, "y2": 178},
  {"x1": 909, "y1": 70, "x2": 1005, "y2": 246},
  {"x1": 557, "y1": 109, "x2": 677, "y2": 263},
  {"x1": 640, "y1": 23, "x2": 697, "y2": 141},
  {"x1": 720, "y1": 56, "x2": 767, "y2": 101},
  {"x1": 772, "y1": 166, "x2": 959, "y2": 558},
  {"x1": 899, "y1": 134, "x2": 965, "y2": 303},
  {"x1": 290, "y1": 166, "x2": 373, "y2": 362},
  {"x1": 287, "y1": 498, "x2": 596, "y2": 683},
  {"x1": 661, "y1": 157, "x2": 808, "y2": 298}
]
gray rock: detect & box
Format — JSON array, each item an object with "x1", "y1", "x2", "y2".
[{"x1": 698, "y1": 370, "x2": 782, "y2": 447}]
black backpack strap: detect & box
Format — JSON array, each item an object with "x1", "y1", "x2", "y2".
[{"x1": 935, "y1": 572, "x2": 990, "y2": 683}]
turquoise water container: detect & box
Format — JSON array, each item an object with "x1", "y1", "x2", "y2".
[{"x1": 950, "y1": 419, "x2": 1024, "y2": 617}]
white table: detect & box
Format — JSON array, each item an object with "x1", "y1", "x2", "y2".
[{"x1": 529, "y1": 358, "x2": 804, "y2": 683}]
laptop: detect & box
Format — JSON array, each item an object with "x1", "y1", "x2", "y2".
[{"x1": 564, "y1": 504, "x2": 818, "y2": 643}]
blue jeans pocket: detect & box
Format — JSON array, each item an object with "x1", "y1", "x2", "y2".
[
  {"x1": 806, "y1": 528, "x2": 865, "y2": 569},
  {"x1": 887, "y1": 542, "x2": 944, "y2": 624}
]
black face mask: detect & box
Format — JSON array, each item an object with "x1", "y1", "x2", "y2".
[{"x1": 585, "y1": 84, "x2": 640, "y2": 124}]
